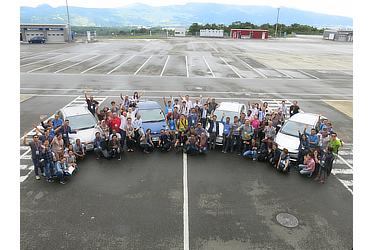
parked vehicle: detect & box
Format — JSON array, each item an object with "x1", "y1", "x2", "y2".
[
  {"x1": 29, "y1": 36, "x2": 46, "y2": 44},
  {"x1": 136, "y1": 101, "x2": 167, "y2": 143},
  {"x1": 207, "y1": 102, "x2": 247, "y2": 144},
  {"x1": 274, "y1": 113, "x2": 327, "y2": 160}
]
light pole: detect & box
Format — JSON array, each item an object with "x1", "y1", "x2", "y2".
[
  {"x1": 274, "y1": 7, "x2": 280, "y2": 38},
  {"x1": 65, "y1": 0, "x2": 71, "y2": 42}
]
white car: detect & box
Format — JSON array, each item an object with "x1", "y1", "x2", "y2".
[
  {"x1": 207, "y1": 102, "x2": 247, "y2": 144},
  {"x1": 274, "y1": 113, "x2": 327, "y2": 160},
  {"x1": 56, "y1": 106, "x2": 103, "y2": 151}
]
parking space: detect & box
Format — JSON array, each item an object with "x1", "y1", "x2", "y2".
[
  {"x1": 137, "y1": 55, "x2": 168, "y2": 76},
  {"x1": 110, "y1": 55, "x2": 149, "y2": 75},
  {"x1": 163, "y1": 55, "x2": 188, "y2": 77}
]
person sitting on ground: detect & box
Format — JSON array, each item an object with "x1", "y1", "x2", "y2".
[
  {"x1": 315, "y1": 146, "x2": 335, "y2": 183},
  {"x1": 109, "y1": 134, "x2": 121, "y2": 160},
  {"x1": 277, "y1": 148, "x2": 291, "y2": 172},
  {"x1": 93, "y1": 132, "x2": 105, "y2": 159},
  {"x1": 269, "y1": 142, "x2": 281, "y2": 167},
  {"x1": 64, "y1": 144, "x2": 74, "y2": 158},
  {"x1": 238, "y1": 119, "x2": 253, "y2": 154},
  {"x1": 66, "y1": 150, "x2": 78, "y2": 172},
  {"x1": 185, "y1": 134, "x2": 199, "y2": 154},
  {"x1": 195, "y1": 122, "x2": 207, "y2": 138},
  {"x1": 126, "y1": 117, "x2": 136, "y2": 152},
  {"x1": 54, "y1": 155, "x2": 67, "y2": 185},
  {"x1": 257, "y1": 139, "x2": 271, "y2": 162},
  {"x1": 120, "y1": 93, "x2": 130, "y2": 111},
  {"x1": 220, "y1": 114, "x2": 233, "y2": 154},
  {"x1": 297, "y1": 130, "x2": 310, "y2": 164},
  {"x1": 139, "y1": 129, "x2": 154, "y2": 154},
  {"x1": 159, "y1": 129, "x2": 172, "y2": 152},
  {"x1": 195, "y1": 132, "x2": 207, "y2": 154},
  {"x1": 73, "y1": 138, "x2": 86, "y2": 161},
  {"x1": 298, "y1": 152, "x2": 316, "y2": 177},
  {"x1": 207, "y1": 114, "x2": 219, "y2": 150},
  {"x1": 243, "y1": 139, "x2": 258, "y2": 160}
]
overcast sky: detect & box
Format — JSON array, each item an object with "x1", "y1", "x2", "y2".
[{"x1": 19, "y1": 0, "x2": 353, "y2": 18}]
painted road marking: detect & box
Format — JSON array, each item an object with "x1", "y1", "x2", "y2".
[
  {"x1": 219, "y1": 57, "x2": 242, "y2": 78},
  {"x1": 185, "y1": 56, "x2": 189, "y2": 78},
  {"x1": 236, "y1": 57, "x2": 267, "y2": 78},
  {"x1": 81, "y1": 55, "x2": 119, "y2": 74},
  {"x1": 20, "y1": 52, "x2": 60, "y2": 61},
  {"x1": 106, "y1": 55, "x2": 135, "y2": 75},
  {"x1": 183, "y1": 152, "x2": 189, "y2": 250},
  {"x1": 160, "y1": 55, "x2": 170, "y2": 76},
  {"x1": 297, "y1": 69, "x2": 320, "y2": 80},
  {"x1": 133, "y1": 56, "x2": 152, "y2": 76},
  {"x1": 21, "y1": 53, "x2": 66, "y2": 67},
  {"x1": 274, "y1": 69, "x2": 294, "y2": 78},
  {"x1": 54, "y1": 55, "x2": 100, "y2": 73},
  {"x1": 332, "y1": 169, "x2": 353, "y2": 175},
  {"x1": 20, "y1": 94, "x2": 35, "y2": 103},
  {"x1": 337, "y1": 179, "x2": 353, "y2": 195},
  {"x1": 202, "y1": 56, "x2": 215, "y2": 78},
  {"x1": 323, "y1": 100, "x2": 353, "y2": 118},
  {"x1": 27, "y1": 54, "x2": 83, "y2": 73},
  {"x1": 207, "y1": 42, "x2": 219, "y2": 53}
]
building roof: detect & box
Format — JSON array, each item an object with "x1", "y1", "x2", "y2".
[
  {"x1": 20, "y1": 24, "x2": 67, "y2": 27},
  {"x1": 230, "y1": 29, "x2": 268, "y2": 32}
]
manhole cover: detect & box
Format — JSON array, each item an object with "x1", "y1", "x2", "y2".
[{"x1": 276, "y1": 213, "x2": 299, "y2": 228}]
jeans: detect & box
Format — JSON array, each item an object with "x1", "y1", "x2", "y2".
[
  {"x1": 222, "y1": 134, "x2": 231, "y2": 152},
  {"x1": 199, "y1": 146, "x2": 208, "y2": 154},
  {"x1": 54, "y1": 162, "x2": 64, "y2": 181},
  {"x1": 231, "y1": 135, "x2": 241, "y2": 153},
  {"x1": 94, "y1": 147, "x2": 102, "y2": 157},
  {"x1": 119, "y1": 129, "x2": 126, "y2": 149},
  {"x1": 44, "y1": 161, "x2": 54, "y2": 180},
  {"x1": 209, "y1": 133, "x2": 217, "y2": 149},
  {"x1": 186, "y1": 145, "x2": 198, "y2": 154},
  {"x1": 140, "y1": 143, "x2": 154, "y2": 153},
  {"x1": 32, "y1": 157, "x2": 43, "y2": 176},
  {"x1": 243, "y1": 150, "x2": 257, "y2": 159},
  {"x1": 298, "y1": 164, "x2": 313, "y2": 176}
]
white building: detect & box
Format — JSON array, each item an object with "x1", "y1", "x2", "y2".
[
  {"x1": 20, "y1": 24, "x2": 68, "y2": 43},
  {"x1": 199, "y1": 29, "x2": 224, "y2": 38},
  {"x1": 174, "y1": 27, "x2": 186, "y2": 37}
]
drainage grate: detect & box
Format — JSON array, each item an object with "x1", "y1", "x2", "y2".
[{"x1": 276, "y1": 213, "x2": 299, "y2": 228}]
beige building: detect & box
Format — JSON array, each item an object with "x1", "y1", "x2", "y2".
[{"x1": 20, "y1": 24, "x2": 68, "y2": 43}]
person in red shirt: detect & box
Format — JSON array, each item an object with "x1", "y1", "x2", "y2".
[{"x1": 110, "y1": 112, "x2": 121, "y2": 135}]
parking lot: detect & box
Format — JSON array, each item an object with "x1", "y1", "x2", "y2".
[{"x1": 20, "y1": 37, "x2": 353, "y2": 249}]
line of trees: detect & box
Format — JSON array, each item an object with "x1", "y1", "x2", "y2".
[{"x1": 188, "y1": 21, "x2": 323, "y2": 36}]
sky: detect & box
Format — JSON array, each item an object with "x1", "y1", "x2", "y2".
[{"x1": 19, "y1": 0, "x2": 353, "y2": 18}]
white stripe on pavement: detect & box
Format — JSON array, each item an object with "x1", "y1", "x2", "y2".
[
  {"x1": 27, "y1": 54, "x2": 83, "y2": 73},
  {"x1": 236, "y1": 57, "x2": 267, "y2": 78},
  {"x1": 183, "y1": 152, "x2": 189, "y2": 250},
  {"x1": 297, "y1": 69, "x2": 320, "y2": 80},
  {"x1": 185, "y1": 56, "x2": 189, "y2": 78},
  {"x1": 21, "y1": 53, "x2": 66, "y2": 67},
  {"x1": 106, "y1": 55, "x2": 135, "y2": 75},
  {"x1": 54, "y1": 55, "x2": 100, "y2": 73},
  {"x1": 202, "y1": 56, "x2": 215, "y2": 78},
  {"x1": 160, "y1": 55, "x2": 170, "y2": 76},
  {"x1": 332, "y1": 169, "x2": 353, "y2": 175},
  {"x1": 81, "y1": 55, "x2": 119, "y2": 74},
  {"x1": 133, "y1": 56, "x2": 152, "y2": 76},
  {"x1": 335, "y1": 154, "x2": 353, "y2": 169},
  {"x1": 219, "y1": 57, "x2": 242, "y2": 78},
  {"x1": 337, "y1": 179, "x2": 353, "y2": 195}
]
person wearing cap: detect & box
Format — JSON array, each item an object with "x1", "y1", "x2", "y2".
[
  {"x1": 207, "y1": 114, "x2": 219, "y2": 150},
  {"x1": 23, "y1": 132, "x2": 44, "y2": 180}
]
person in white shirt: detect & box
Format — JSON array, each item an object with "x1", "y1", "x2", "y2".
[
  {"x1": 127, "y1": 107, "x2": 136, "y2": 121},
  {"x1": 132, "y1": 113, "x2": 143, "y2": 140},
  {"x1": 180, "y1": 100, "x2": 189, "y2": 116},
  {"x1": 172, "y1": 98, "x2": 180, "y2": 112},
  {"x1": 180, "y1": 94, "x2": 193, "y2": 113},
  {"x1": 278, "y1": 100, "x2": 288, "y2": 119},
  {"x1": 248, "y1": 102, "x2": 259, "y2": 119},
  {"x1": 119, "y1": 111, "x2": 127, "y2": 148}
]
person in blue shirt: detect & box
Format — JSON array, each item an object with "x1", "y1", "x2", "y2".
[
  {"x1": 188, "y1": 108, "x2": 199, "y2": 128},
  {"x1": 52, "y1": 114, "x2": 63, "y2": 130},
  {"x1": 220, "y1": 114, "x2": 233, "y2": 153},
  {"x1": 93, "y1": 132, "x2": 106, "y2": 159},
  {"x1": 304, "y1": 127, "x2": 319, "y2": 149},
  {"x1": 163, "y1": 96, "x2": 174, "y2": 114},
  {"x1": 167, "y1": 113, "x2": 176, "y2": 131},
  {"x1": 60, "y1": 119, "x2": 77, "y2": 147}
]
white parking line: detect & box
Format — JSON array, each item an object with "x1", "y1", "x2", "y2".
[
  {"x1": 21, "y1": 53, "x2": 66, "y2": 67},
  {"x1": 133, "y1": 56, "x2": 152, "y2": 76},
  {"x1": 185, "y1": 56, "x2": 189, "y2": 78},
  {"x1": 183, "y1": 152, "x2": 189, "y2": 250},
  {"x1": 27, "y1": 54, "x2": 83, "y2": 73},
  {"x1": 106, "y1": 55, "x2": 135, "y2": 75},
  {"x1": 332, "y1": 169, "x2": 353, "y2": 175},
  {"x1": 236, "y1": 57, "x2": 268, "y2": 78},
  {"x1": 160, "y1": 55, "x2": 170, "y2": 76},
  {"x1": 337, "y1": 179, "x2": 353, "y2": 195},
  {"x1": 202, "y1": 56, "x2": 215, "y2": 78},
  {"x1": 54, "y1": 55, "x2": 100, "y2": 73},
  {"x1": 207, "y1": 42, "x2": 219, "y2": 53},
  {"x1": 336, "y1": 154, "x2": 353, "y2": 169},
  {"x1": 297, "y1": 69, "x2": 320, "y2": 80},
  {"x1": 21, "y1": 52, "x2": 59, "y2": 61},
  {"x1": 274, "y1": 69, "x2": 294, "y2": 79},
  {"x1": 220, "y1": 57, "x2": 242, "y2": 78},
  {"x1": 81, "y1": 55, "x2": 119, "y2": 74}
]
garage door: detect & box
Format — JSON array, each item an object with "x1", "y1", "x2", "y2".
[
  {"x1": 25, "y1": 31, "x2": 45, "y2": 42},
  {"x1": 46, "y1": 31, "x2": 65, "y2": 43}
]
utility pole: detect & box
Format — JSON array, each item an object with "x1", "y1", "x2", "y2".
[
  {"x1": 65, "y1": 0, "x2": 71, "y2": 42},
  {"x1": 274, "y1": 7, "x2": 280, "y2": 38}
]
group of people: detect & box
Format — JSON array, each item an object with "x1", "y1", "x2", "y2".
[{"x1": 24, "y1": 91, "x2": 342, "y2": 185}]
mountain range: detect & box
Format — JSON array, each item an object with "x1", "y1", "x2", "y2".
[{"x1": 20, "y1": 3, "x2": 353, "y2": 28}]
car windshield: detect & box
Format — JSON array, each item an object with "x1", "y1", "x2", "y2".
[
  {"x1": 280, "y1": 120, "x2": 313, "y2": 137},
  {"x1": 213, "y1": 110, "x2": 238, "y2": 122},
  {"x1": 139, "y1": 109, "x2": 165, "y2": 122},
  {"x1": 67, "y1": 114, "x2": 97, "y2": 130}
]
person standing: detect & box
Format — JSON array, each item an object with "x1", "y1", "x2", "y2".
[
  {"x1": 60, "y1": 119, "x2": 77, "y2": 147},
  {"x1": 40, "y1": 140, "x2": 55, "y2": 183},
  {"x1": 238, "y1": 119, "x2": 254, "y2": 154},
  {"x1": 93, "y1": 132, "x2": 105, "y2": 159},
  {"x1": 231, "y1": 116, "x2": 241, "y2": 154},
  {"x1": 220, "y1": 114, "x2": 232, "y2": 153},
  {"x1": 23, "y1": 133, "x2": 44, "y2": 180},
  {"x1": 126, "y1": 117, "x2": 136, "y2": 152},
  {"x1": 120, "y1": 93, "x2": 130, "y2": 111},
  {"x1": 199, "y1": 103, "x2": 209, "y2": 128},
  {"x1": 289, "y1": 100, "x2": 300, "y2": 117},
  {"x1": 207, "y1": 114, "x2": 219, "y2": 150},
  {"x1": 85, "y1": 92, "x2": 99, "y2": 116}
]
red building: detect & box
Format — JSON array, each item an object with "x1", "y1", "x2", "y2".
[{"x1": 230, "y1": 29, "x2": 269, "y2": 39}]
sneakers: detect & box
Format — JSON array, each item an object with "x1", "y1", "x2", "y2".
[
  {"x1": 47, "y1": 179, "x2": 54, "y2": 183},
  {"x1": 35, "y1": 175, "x2": 41, "y2": 180},
  {"x1": 42, "y1": 172, "x2": 46, "y2": 177},
  {"x1": 59, "y1": 180, "x2": 66, "y2": 185}
]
